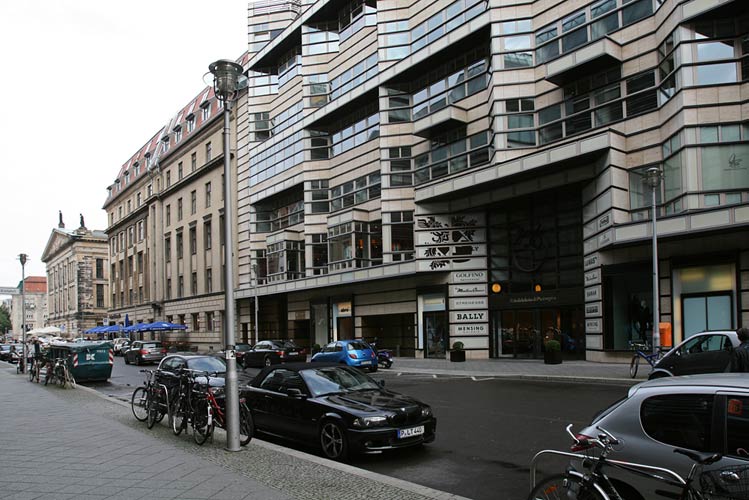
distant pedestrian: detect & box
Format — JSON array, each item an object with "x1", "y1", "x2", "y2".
[{"x1": 730, "y1": 327, "x2": 749, "y2": 372}]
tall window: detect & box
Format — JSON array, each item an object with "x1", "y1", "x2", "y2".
[
  {"x1": 165, "y1": 237, "x2": 171, "y2": 263},
  {"x1": 96, "y1": 284, "x2": 104, "y2": 308},
  {"x1": 204, "y1": 221, "x2": 212, "y2": 250},
  {"x1": 166, "y1": 204, "x2": 171, "y2": 226},
  {"x1": 206, "y1": 142, "x2": 212, "y2": 161},
  {"x1": 178, "y1": 162, "x2": 183, "y2": 180},
  {"x1": 166, "y1": 170, "x2": 172, "y2": 187},
  {"x1": 95, "y1": 258, "x2": 104, "y2": 279},
  {"x1": 191, "y1": 190, "x2": 197, "y2": 215},
  {"x1": 178, "y1": 275, "x2": 184, "y2": 298},
  {"x1": 205, "y1": 182, "x2": 212, "y2": 208},
  {"x1": 190, "y1": 227, "x2": 197, "y2": 255},
  {"x1": 177, "y1": 198, "x2": 183, "y2": 221},
  {"x1": 389, "y1": 211, "x2": 414, "y2": 261},
  {"x1": 206, "y1": 268, "x2": 213, "y2": 294},
  {"x1": 176, "y1": 232, "x2": 184, "y2": 259},
  {"x1": 191, "y1": 272, "x2": 198, "y2": 295}
]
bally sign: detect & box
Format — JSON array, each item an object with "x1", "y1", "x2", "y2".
[{"x1": 450, "y1": 311, "x2": 486, "y2": 323}]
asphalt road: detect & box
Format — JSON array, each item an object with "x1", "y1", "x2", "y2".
[{"x1": 88, "y1": 357, "x2": 627, "y2": 500}]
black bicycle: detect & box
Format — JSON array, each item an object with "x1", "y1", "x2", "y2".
[
  {"x1": 529, "y1": 424, "x2": 749, "y2": 500},
  {"x1": 131, "y1": 369, "x2": 168, "y2": 429}
]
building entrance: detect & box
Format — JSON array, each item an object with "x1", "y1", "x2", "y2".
[{"x1": 490, "y1": 306, "x2": 584, "y2": 359}]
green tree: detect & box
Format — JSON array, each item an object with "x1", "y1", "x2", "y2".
[{"x1": 0, "y1": 304, "x2": 10, "y2": 336}]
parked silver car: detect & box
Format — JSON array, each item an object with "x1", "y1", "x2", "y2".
[
  {"x1": 573, "y1": 374, "x2": 749, "y2": 499},
  {"x1": 650, "y1": 330, "x2": 740, "y2": 379},
  {"x1": 124, "y1": 341, "x2": 165, "y2": 365}
]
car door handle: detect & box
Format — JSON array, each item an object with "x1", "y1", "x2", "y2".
[{"x1": 720, "y1": 471, "x2": 741, "y2": 482}]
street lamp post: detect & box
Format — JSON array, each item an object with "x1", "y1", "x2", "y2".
[
  {"x1": 253, "y1": 264, "x2": 259, "y2": 345},
  {"x1": 19, "y1": 253, "x2": 27, "y2": 373},
  {"x1": 644, "y1": 167, "x2": 662, "y2": 354},
  {"x1": 208, "y1": 59, "x2": 244, "y2": 452}
]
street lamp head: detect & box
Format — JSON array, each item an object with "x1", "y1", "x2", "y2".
[
  {"x1": 208, "y1": 59, "x2": 244, "y2": 101},
  {"x1": 18, "y1": 253, "x2": 27, "y2": 267},
  {"x1": 643, "y1": 166, "x2": 663, "y2": 189}
]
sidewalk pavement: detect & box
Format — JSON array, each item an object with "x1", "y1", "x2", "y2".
[
  {"x1": 385, "y1": 356, "x2": 646, "y2": 386},
  {"x1": 0, "y1": 366, "x2": 468, "y2": 500}
]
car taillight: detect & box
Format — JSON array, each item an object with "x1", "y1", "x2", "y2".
[
  {"x1": 371, "y1": 351, "x2": 376, "y2": 358},
  {"x1": 161, "y1": 349, "x2": 167, "y2": 354},
  {"x1": 349, "y1": 353, "x2": 357, "y2": 359},
  {"x1": 140, "y1": 349, "x2": 148, "y2": 355},
  {"x1": 570, "y1": 433, "x2": 595, "y2": 452},
  {"x1": 278, "y1": 351, "x2": 285, "y2": 358}
]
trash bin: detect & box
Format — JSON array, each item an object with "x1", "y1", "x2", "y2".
[
  {"x1": 47, "y1": 341, "x2": 114, "y2": 382},
  {"x1": 659, "y1": 323, "x2": 672, "y2": 348}
]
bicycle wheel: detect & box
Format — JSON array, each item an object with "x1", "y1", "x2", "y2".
[
  {"x1": 239, "y1": 403, "x2": 254, "y2": 446},
  {"x1": 630, "y1": 355, "x2": 640, "y2": 378},
  {"x1": 146, "y1": 390, "x2": 159, "y2": 429},
  {"x1": 527, "y1": 474, "x2": 604, "y2": 500},
  {"x1": 131, "y1": 387, "x2": 149, "y2": 422},
  {"x1": 171, "y1": 396, "x2": 187, "y2": 436},
  {"x1": 28, "y1": 363, "x2": 36, "y2": 382},
  {"x1": 192, "y1": 399, "x2": 212, "y2": 445}
]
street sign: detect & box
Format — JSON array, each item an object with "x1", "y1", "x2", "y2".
[{"x1": 0, "y1": 287, "x2": 19, "y2": 296}]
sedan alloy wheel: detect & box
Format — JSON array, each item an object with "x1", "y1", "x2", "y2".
[{"x1": 320, "y1": 421, "x2": 348, "y2": 461}]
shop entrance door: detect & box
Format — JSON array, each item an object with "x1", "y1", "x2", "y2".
[
  {"x1": 491, "y1": 307, "x2": 584, "y2": 358},
  {"x1": 424, "y1": 311, "x2": 447, "y2": 359}
]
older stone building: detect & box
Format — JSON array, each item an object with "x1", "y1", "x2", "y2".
[
  {"x1": 41, "y1": 213, "x2": 109, "y2": 337},
  {"x1": 102, "y1": 56, "x2": 249, "y2": 349},
  {"x1": 11, "y1": 277, "x2": 47, "y2": 338}
]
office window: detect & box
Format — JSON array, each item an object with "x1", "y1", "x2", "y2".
[
  {"x1": 192, "y1": 312, "x2": 200, "y2": 331},
  {"x1": 205, "y1": 182, "x2": 211, "y2": 208},
  {"x1": 206, "y1": 142, "x2": 212, "y2": 162},
  {"x1": 178, "y1": 162, "x2": 183, "y2": 180},
  {"x1": 177, "y1": 198, "x2": 183, "y2": 221},
  {"x1": 96, "y1": 284, "x2": 104, "y2": 308},
  {"x1": 190, "y1": 227, "x2": 197, "y2": 255},
  {"x1": 191, "y1": 152, "x2": 197, "y2": 171},
  {"x1": 206, "y1": 268, "x2": 213, "y2": 294},
  {"x1": 178, "y1": 275, "x2": 184, "y2": 298},
  {"x1": 165, "y1": 237, "x2": 171, "y2": 263},
  {"x1": 206, "y1": 311, "x2": 214, "y2": 331},
  {"x1": 136, "y1": 192, "x2": 142, "y2": 207},
  {"x1": 166, "y1": 205, "x2": 171, "y2": 226},
  {"x1": 176, "y1": 232, "x2": 184, "y2": 259},
  {"x1": 95, "y1": 258, "x2": 104, "y2": 279},
  {"x1": 191, "y1": 272, "x2": 198, "y2": 295},
  {"x1": 191, "y1": 190, "x2": 197, "y2": 215},
  {"x1": 204, "y1": 221, "x2": 212, "y2": 250},
  {"x1": 166, "y1": 170, "x2": 171, "y2": 187},
  {"x1": 166, "y1": 278, "x2": 172, "y2": 299}
]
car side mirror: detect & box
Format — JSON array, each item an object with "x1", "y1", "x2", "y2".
[
  {"x1": 378, "y1": 379, "x2": 385, "y2": 387},
  {"x1": 286, "y1": 388, "x2": 305, "y2": 399}
]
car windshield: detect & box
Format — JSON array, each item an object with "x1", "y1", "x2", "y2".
[
  {"x1": 301, "y1": 367, "x2": 380, "y2": 396},
  {"x1": 346, "y1": 341, "x2": 370, "y2": 351},
  {"x1": 271, "y1": 340, "x2": 298, "y2": 349},
  {"x1": 187, "y1": 357, "x2": 226, "y2": 373}
]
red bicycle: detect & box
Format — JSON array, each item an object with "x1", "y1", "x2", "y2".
[{"x1": 191, "y1": 371, "x2": 253, "y2": 446}]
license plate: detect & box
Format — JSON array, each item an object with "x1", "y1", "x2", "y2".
[
  {"x1": 398, "y1": 426, "x2": 425, "y2": 439},
  {"x1": 360, "y1": 360, "x2": 371, "y2": 365},
  {"x1": 288, "y1": 352, "x2": 298, "y2": 356}
]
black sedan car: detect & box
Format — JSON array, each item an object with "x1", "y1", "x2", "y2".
[
  {"x1": 241, "y1": 339, "x2": 306, "y2": 368},
  {"x1": 156, "y1": 353, "x2": 226, "y2": 396},
  {"x1": 242, "y1": 363, "x2": 436, "y2": 461}
]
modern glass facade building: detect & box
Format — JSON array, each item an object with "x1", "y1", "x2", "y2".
[{"x1": 235, "y1": 0, "x2": 748, "y2": 362}]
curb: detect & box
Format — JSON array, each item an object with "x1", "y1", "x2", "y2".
[
  {"x1": 389, "y1": 367, "x2": 643, "y2": 387},
  {"x1": 44, "y1": 368, "x2": 471, "y2": 500}
]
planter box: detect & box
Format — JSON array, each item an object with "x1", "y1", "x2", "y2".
[
  {"x1": 544, "y1": 350, "x2": 563, "y2": 365},
  {"x1": 449, "y1": 350, "x2": 466, "y2": 362}
]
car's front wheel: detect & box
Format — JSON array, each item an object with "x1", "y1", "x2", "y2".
[
  {"x1": 320, "y1": 420, "x2": 348, "y2": 461},
  {"x1": 124, "y1": 355, "x2": 130, "y2": 365}
]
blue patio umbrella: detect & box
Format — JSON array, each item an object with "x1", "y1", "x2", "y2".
[
  {"x1": 143, "y1": 321, "x2": 188, "y2": 331},
  {"x1": 124, "y1": 314, "x2": 131, "y2": 327}
]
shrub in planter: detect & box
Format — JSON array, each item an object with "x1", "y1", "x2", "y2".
[
  {"x1": 311, "y1": 343, "x2": 321, "y2": 355},
  {"x1": 450, "y1": 341, "x2": 466, "y2": 362},
  {"x1": 543, "y1": 339, "x2": 562, "y2": 364}
]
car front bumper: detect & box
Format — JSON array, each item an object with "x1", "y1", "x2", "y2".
[{"x1": 347, "y1": 418, "x2": 437, "y2": 453}]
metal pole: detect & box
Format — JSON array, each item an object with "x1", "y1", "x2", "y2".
[
  {"x1": 253, "y1": 264, "x2": 259, "y2": 345},
  {"x1": 19, "y1": 254, "x2": 27, "y2": 373},
  {"x1": 221, "y1": 99, "x2": 240, "y2": 452},
  {"x1": 651, "y1": 182, "x2": 660, "y2": 354}
]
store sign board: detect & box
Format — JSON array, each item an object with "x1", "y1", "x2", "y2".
[
  {"x1": 450, "y1": 284, "x2": 488, "y2": 296},
  {"x1": 450, "y1": 323, "x2": 488, "y2": 336},
  {"x1": 451, "y1": 271, "x2": 487, "y2": 283},
  {"x1": 449, "y1": 297, "x2": 488, "y2": 310},
  {"x1": 449, "y1": 311, "x2": 487, "y2": 323}
]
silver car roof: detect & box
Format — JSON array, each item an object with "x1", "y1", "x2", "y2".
[{"x1": 630, "y1": 373, "x2": 749, "y2": 397}]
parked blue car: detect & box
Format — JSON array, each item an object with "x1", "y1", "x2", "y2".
[{"x1": 311, "y1": 340, "x2": 378, "y2": 372}]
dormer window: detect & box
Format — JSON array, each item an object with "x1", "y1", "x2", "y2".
[
  {"x1": 134, "y1": 162, "x2": 141, "y2": 177},
  {"x1": 124, "y1": 170, "x2": 130, "y2": 185},
  {"x1": 145, "y1": 152, "x2": 152, "y2": 167},
  {"x1": 201, "y1": 101, "x2": 211, "y2": 121},
  {"x1": 174, "y1": 125, "x2": 182, "y2": 143},
  {"x1": 161, "y1": 136, "x2": 170, "y2": 153},
  {"x1": 186, "y1": 114, "x2": 195, "y2": 133}
]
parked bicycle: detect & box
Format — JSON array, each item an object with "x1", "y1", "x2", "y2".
[
  {"x1": 130, "y1": 369, "x2": 169, "y2": 429},
  {"x1": 628, "y1": 341, "x2": 667, "y2": 378},
  {"x1": 190, "y1": 370, "x2": 252, "y2": 446},
  {"x1": 44, "y1": 357, "x2": 76, "y2": 388},
  {"x1": 528, "y1": 424, "x2": 749, "y2": 500},
  {"x1": 169, "y1": 368, "x2": 198, "y2": 437}
]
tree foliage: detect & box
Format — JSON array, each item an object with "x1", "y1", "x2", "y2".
[{"x1": 0, "y1": 304, "x2": 11, "y2": 334}]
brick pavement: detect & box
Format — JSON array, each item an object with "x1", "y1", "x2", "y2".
[{"x1": 0, "y1": 366, "x2": 468, "y2": 500}]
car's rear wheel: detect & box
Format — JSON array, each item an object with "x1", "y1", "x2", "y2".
[
  {"x1": 124, "y1": 355, "x2": 130, "y2": 365},
  {"x1": 320, "y1": 420, "x2": 348, "y2": 461}
]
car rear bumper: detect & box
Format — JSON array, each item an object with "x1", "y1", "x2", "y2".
[{"x1": 347, "y1": 419, "x2": 437, "y2": 453}]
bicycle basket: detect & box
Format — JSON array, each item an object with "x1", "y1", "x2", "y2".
[{"x1": 700, "y1": 465, "x2": 749, "y2": 500}]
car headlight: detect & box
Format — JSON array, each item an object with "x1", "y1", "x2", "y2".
[
  {"x1": 421, "y1": 406, "x2": 433, "y2": 418},
  {"x1": 353, "y1": 416, "x2": 388, "y2": 428}
]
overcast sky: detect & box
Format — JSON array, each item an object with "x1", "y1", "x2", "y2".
[{"x1": 0, "y1": 1, "x2": 248, "y2": 291}]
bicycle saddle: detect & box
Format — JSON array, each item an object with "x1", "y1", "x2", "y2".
[{"x1": 674, "y1": 448, "x2": 722, "y2": 465}]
